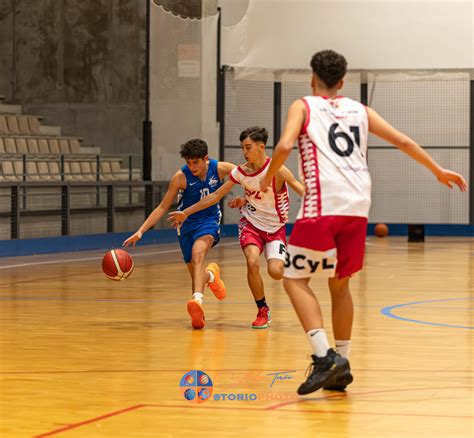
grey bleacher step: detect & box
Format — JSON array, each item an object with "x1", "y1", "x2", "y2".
[
  {"x1": 79, "y1": 146, "x2": 101, "y2": 154},
  {"x1": 0, "y1": 103, "x2": 22, "y2": 114},
  {"x1": 39, "y1": 125, "x2": 61, "y2": 136}
]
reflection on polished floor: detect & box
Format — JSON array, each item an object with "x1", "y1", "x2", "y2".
[{"x1": 0, "y1": 236, "x2": 472, "y2": 437}]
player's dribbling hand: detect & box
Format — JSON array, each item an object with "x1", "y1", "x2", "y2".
[
  {"x1": 436, "y1": 169, "x2": 468, "y2": 192},
  {"x1": 228, "y1": 197, "x2": 247, "y2": 208},
  {"x1": 168, "y1": 211, "x2": 187, "y2": 225},
  {"x1": 123, "y1": 230, "x2": 142, "y2": 247}
]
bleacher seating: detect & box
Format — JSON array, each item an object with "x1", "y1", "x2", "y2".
[
  {"x1": 0, "y1": 114, "x2": 43, "y2": 136},
  {"x1": 0, "y1": 103, "x2": 141, "y2": 182}
]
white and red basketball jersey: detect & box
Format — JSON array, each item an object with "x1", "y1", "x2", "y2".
[
  {"x1": 229, "y1": 157, "x2": 289, "y2": 233},
  {"x1": 297, "y1": 96, "x2": 371, "y2": 219}
]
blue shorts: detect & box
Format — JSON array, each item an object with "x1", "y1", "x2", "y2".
[{"x1": 178, "y1": 221, "x2": 220, "y2": 263}]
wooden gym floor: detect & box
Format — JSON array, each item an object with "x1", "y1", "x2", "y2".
[{"x1": 0, "y1": 236, "x2": 472, "y2": 437}]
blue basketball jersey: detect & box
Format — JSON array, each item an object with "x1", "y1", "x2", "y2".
[{"x1": 177, "y1": 159, "x2": 222, "y2": 234}]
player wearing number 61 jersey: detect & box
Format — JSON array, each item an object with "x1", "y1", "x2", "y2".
[
  {"x1": 297, "y1": 95, "x2": 371, "y2": 219},
  {"x1": 123, "y1": 139, "x2": 236, "y2": 330},
  {"x1": 260, "y1": 50, "x2": 467, "y2": 396}
]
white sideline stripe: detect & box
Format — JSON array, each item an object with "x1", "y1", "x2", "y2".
[{"x1": 0, "y1": 242, "x2": 239, "y2": 270}]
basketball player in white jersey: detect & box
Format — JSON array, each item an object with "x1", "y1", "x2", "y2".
[
  {"x1": 260, "y1": 50, "x2": 467, "y2": 395},
  {"x1": 170, "y1": 126, "x2": 305, "y2": 329}
]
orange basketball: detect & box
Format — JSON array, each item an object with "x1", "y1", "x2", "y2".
[
  {"x1": 374, "y1": 223, "x2": 389, "y2": 238},
  {"x1": 102, "y1": 249, "x2": 134, "y2": 281}
]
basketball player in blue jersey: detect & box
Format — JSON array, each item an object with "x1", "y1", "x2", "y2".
[{"x1": 123, "y1": 139, "x2": 236, "y2": 329}]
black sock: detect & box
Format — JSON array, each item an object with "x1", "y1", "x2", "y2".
[{"x1": 256, "y1": 298, "x2": 267, "y2": 308}]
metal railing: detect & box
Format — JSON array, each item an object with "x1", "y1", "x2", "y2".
[
  {"x1": 0, "y1": 153, "x2": 142, "y2": 182},
  {"x1": 0, "y1": 180, "x2": 168, "y2": 239}
]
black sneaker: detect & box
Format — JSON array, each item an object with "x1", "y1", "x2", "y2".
[
  {"x1": 323, "y1": 367, "x2": 353, "y2": 391},
  {"x1": 297, "y1": 349, "x2": 350, "y2": 395}
]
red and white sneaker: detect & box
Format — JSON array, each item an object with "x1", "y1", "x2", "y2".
[
  {"x1": 252, "y1": 306, "x2": 271, "y2": 329},
  {"x1": 187, "y1": 299, "x2": 205, "y2": 329}
]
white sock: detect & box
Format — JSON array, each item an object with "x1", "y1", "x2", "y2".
[
  {"x1": 193, "y1": 292, "x2": 204, "y2": 304},
  {"x1": 306, "y1": 329, "x2": 331, "y2": 357},
  {"x1": 207, "y1": 270, "x2": 215, "y2": 284},
  {"x1": 335, "y1": 340, "x2": 351, "y2": 359}
]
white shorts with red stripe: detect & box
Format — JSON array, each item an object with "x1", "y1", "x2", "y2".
[{"x1": 284, "y1": 216, "x2": 367, "y2": 279}]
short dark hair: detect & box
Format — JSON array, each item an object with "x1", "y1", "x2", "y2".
[
  {"x1": 180, "y1": 138, "x2": 208, "y2": 159},
  {"x1": 239, "y1": 126, "x2": 268, "y2": 144},
  {"x1": 310, "y1": 50, "x2": 347, "y2": 88}
]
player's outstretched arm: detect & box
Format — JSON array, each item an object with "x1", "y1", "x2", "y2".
[
  {"x1": 278, "y1": 165, "x2": 305, "y2": 197},
  {"x1": 123, "y1": 171, "x2": 185, "y2": 247},
  {"x1": 217, "y1": 161, "x2": 236, "y2": 180},
  {"x1": 261, "y1": 99, "x2": 306, "y2": 192},
  {"x1": 168, "y1": 179, "x2": 236, "y2": 224},
  {"x1": 367, "y1": 107, "x2": 467, "y2": 191}
]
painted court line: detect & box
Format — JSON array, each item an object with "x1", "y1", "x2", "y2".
[
  {"x1": 381, "y1": 297, "x2": 474, "y2": 329},
  {"x1": 0, "y1": 242, "x2": 239, "y2": 270},
  {"x1": 33, "y1": 404, "x2": 145, "y2": 437},
  {"x1": 34, "y1": 385, "x2": 473, "y2": 437},
  {"x1": 0, "y1": 367, "x2": 471, "y2": 376}
]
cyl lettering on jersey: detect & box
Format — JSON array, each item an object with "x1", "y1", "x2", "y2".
[{"x1": 245, "y1": 189, "x2": 262, "y2": 200}]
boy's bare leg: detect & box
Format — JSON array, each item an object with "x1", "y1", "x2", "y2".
[
  {"x1": 328, "y1": 276, "x2": 353, "y2": 341},
  {"x1": 267, "y1": 258, "x2": 284, "y2": 280},
  {"x1": 283, "y1": 277, "x2": 324, "y2": 330},
  {"x1": 243, "y1": 244, "x2": 265, "y2": 300},
  {"x1": 243, "y1": 244, "x2": 271, "y2": 328},
  {"x1": 283, "y1": 277, "x2": 350, "y2": 394},
  {"x1": 186, "y1": 235, "x2": 214, "y2": 330},
  {"x1": 185, "y1": 235, "x2": 213, "y2": 294}
]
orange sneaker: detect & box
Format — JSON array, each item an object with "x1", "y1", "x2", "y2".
[
  {"x1": 187, "y1": 299, "x2": 205, "y2": 329},
  {"x1": 252, "y1": 306, "x2": 271, "y2": 329},
  {"x1": 206, "y1": 263, "x2": 226, "y2": 300}
]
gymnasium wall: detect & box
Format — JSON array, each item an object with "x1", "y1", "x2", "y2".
[
  {"x1": 220, "y1": 0, "x2": 473, "y2": 74},
  {"x1": 0, "y1": 0, "x2": 209, "y2": 159},
  {"x1": 0, "y1": 0, "x2": 471, "y2": 243},
  {"x1": 222, "y1": 70, "x2": 470, "y2": 225},
  {"x1": 0, "y1": 1, "x2": 146, "y2": 155},
  {"x1": 217, "y1": 0, "x2": 471, "y2": 225},
  {"x1": 150, "y1": 2, "x2": 219, "y2": 181}
]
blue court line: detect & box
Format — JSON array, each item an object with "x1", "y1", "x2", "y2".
[{"x1": 381, "y1": 297, "x2": 474, "y2": 329}]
